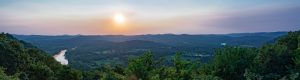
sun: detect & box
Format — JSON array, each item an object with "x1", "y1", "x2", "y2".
[{"x1": 113, "y1": 13, "x2": 126, "y2": 24}]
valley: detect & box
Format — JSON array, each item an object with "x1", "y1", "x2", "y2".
[{"x1": 14, "y1": 32, "x2": 286, "y2": 70}]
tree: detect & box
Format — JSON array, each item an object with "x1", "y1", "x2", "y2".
[
  {"x1": 168, "y1": 53, "x2": 196, "y2": 79},
  {"x1": 125, "y1": 52, "x2": 157, "y2": 80},
  {"x1": 57, "y1": 66, "x2": 83, "y2": 80},
  {"x1": 0, "y1": 67, "x2": 19, "y2": 80},
  {"x1": 24, "y1": 63, "x2": 55, "y2": 80},
  {"x1": 212, "y1": 47, "x2": 257, "y2": 80}
]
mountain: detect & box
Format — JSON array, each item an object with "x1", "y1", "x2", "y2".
[
  {"x1": 13, "y1": 32, "x2": 287, "y2": 69},
  {"x1": 1, "y1": 31, "x2": 299, "y2": 80},
  {"x1": 0, "y1": 33, "x2": 83, "y2": 80}
]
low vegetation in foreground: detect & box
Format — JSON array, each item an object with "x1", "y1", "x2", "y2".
[{"x1": 1, "y1": 31, "x2": 300, "y2": 80}]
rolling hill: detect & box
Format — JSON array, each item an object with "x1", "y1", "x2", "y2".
[{"x1": 14, "y1": 32, "x2": 287, "y2": 69}]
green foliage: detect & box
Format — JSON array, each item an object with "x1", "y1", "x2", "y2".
[
  {"x1": 277, "y1": 31, "x2": 300, "y2": 50},
  {"x1": 211, "y1": 47, "x2": 257, "y2": 80},
  {"x1": 163, "y1": 53, "x2": 197, "y2": 79},
  {"x1": 198, "y1": 31, "x2": 300, "y2": 80},
  {"x1": 246, "y1": 31, "x2": 300, "y2": 80},
  {"x1": 57, "y1": 66, "x2": 83, "y2": 80},
  {"x1": 244, "y1": 69, "x2": 263, "y2": 80},
  {"x1": 1, "y1": 30, "x2": 300, "y2": 80},
  {"x1": 125, "y1": 52, "x2": 157, "y2": 79},
  {"x1": 195, "y1": 75, "x2": 222, "y2": 80},
  {"x1": 125, "y1": 52, "x2": 214, "y2": 80},
  {"x1": 15, "y1": 32, "x2": 285, "y2": 70},
  {"x1": 253, "y1": 44, "x2": 293, "y2": 79},
  {"x1": 25, "y1": 63, "x2": 55, "y2": 80},
  {"x1": 0, "y1": 67, "x2": 19, "y2": 80},
  {"x1": 0, "y1": 33, "x2": 82, "y2": 80}
]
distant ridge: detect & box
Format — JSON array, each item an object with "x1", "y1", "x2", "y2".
[{"x1": 13, "y1": 31, "x2": 288, "y2": 69}]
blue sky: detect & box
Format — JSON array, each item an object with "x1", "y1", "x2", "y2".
[{"x1": 0, "y1": 0, "x2": 300, "y2": 35}]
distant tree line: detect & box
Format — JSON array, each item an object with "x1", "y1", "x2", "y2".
[{"x1": 0, "y1": 31, "x2": 300, "y2": 80}]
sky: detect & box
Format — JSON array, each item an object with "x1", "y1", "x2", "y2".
[{"x1": 0, "y1": 0, "x2": 300, "y2": 35}]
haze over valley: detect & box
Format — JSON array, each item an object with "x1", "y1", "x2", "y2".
[
  {"x1": 0, "y1": 0, "x2": 300, "y2": 80},
  {"x1": 14, "y1": 32, "x2": 286, "y2": 69}
]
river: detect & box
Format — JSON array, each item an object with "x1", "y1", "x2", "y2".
[{"x1": 53, "y1": 49, "x2": 68, "y2": 65}]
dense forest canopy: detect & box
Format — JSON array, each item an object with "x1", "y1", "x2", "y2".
[
  {"x1": 14, "y1": 32, "x2": 286, "y2": 70},
  {"x1": 0, "y1": 31, "x2": 300, "y2": 80}
]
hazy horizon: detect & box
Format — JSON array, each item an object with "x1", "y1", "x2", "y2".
[
  {"x1": 11, "y1": 31, "x2": 289, "y2": 36},
  {"x1": 1, "y1": 0, "x2": 300, "y2": 35}
]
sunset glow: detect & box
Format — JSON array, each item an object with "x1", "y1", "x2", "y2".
[
  {"x1": 0, "y1": 0, "x2": 299, "y2": 35},
  {"x1": 113, "y1": 13, "x2": 126, "y2": 24}
]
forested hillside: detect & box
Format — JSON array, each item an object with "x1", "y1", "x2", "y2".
[
  {"x1": 14, "y1": 32, "x2": 286, "y2": 70},
  {"x1": 0, "y1": 31, "x2": 299, "y2": 80},
  {"x1": 0, "y1": 33, "x2": 82, "y2": 80}
]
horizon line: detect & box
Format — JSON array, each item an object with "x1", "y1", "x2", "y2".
[{"x1": 6, "y1": 30, "x2": 290, "y2": 36}]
